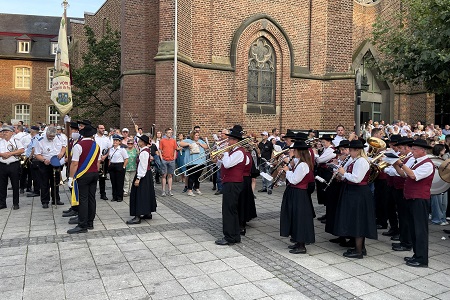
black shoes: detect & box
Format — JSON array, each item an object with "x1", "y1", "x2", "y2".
[
  {"x1": 13, "y1": 205, "x2": 19, "y2": 210},
  {"x1": 126, "y1": 217, "x2": 141, "y2": 224},
  {"x1": 214, "y1": 190, "x2": 222, "y2": 195},
  {"x1": 116, "y1": 199, "x2": 123, "y2": 202},
  {"x1": 67, "y1": 226, "x2": 88, "y2": 234},
  {"x1": 382, "y1": 229, "x2": 399, "y2": 236},
  {"x1": 390, "y1": 235, "x2": 400, "y2": 241},
  {"x1": 317, "y1": 215, "x2": 327, "y2": 221},
  {"x1": 267, "y1": 190, "x2": 272, "y2": 195},
  {"x1": 100, "y1": 195, "x2": 108, "y2": 200},
  {"x1": 404, "y1": 256, "x2": 416, "y2": 262},
  {"x1": 19, "y1": 189, "x2": 25, "y2": 194},
  {"x1": 289, "y1": 247, "x2": 307, "y2": 254},
  {"x1": 347, "y1": 248, "x2": 367, "y2": 256},
  {"x1": 406, "y1": 260, "x2": 428, "y2": 268},
  {"x1": 215, "y1": 238, "x2": 236, "y2": 246},
  {"x1": 68, "y1": 217, "x2": 79, "y2": 225},
  {"x1": 258, "y1": 188, "x2": 267, "y2": 193},
  {"x1": 329, "y1": 237, "x2": 346, "y2": 244},
  {"x1": 182, "y1": 186, "x2": 188, "y2": 193},
  {"x1": 339, "y1": 239, "x2": 355, "y2": 248},
  {"x1": 392, "y1": 244, "x2": 412, "y2": 251},
  {"x1": 42, "y1": 204, "x2": 49, "y2": 209},
  {"x1": 443, "y1": 229, "x2": 450, "y2": 234},
  {"x1": 343, "y1": 249, "x2": 363, "y2": 259},
  {"x1": 212, "y1": 186, "x2": 216, "y2": 191},
  {"x1": 142, "y1": 214, "x2": 152, "y2": 220},
  {"x1": 62, "y1": 210, "x2": 78, "y2": 217},
  {"x1": 87, "y1": 225, "x2": 94, "y2": 230},
  {"x1": 27, "y1": 192, "x2": 40, "y2": 197}
]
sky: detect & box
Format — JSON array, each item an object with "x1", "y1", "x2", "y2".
[{"x1": 0, "y1": 0, "x2": 107, "y2": 18}]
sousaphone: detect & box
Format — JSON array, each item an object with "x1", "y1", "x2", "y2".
[{"x1": 427, "y1": 155, "x2": 450, "y2": 194}]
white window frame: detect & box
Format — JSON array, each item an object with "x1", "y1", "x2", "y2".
[
  {"x1": 48, "y1": 105, "x2": 60, "y2": 125},
  {"x1": 372, "y1": 102, "x2": 382, "y2": 122},
  {"x1": 18, "y1": 41, "x2": 30, "y2": 53},
  {"x1": 15, "y1": 67, "x2": 31, "y2": 89},
  {"x1": 47, "y1": 68, "x2": 55, "y2": 90},
  {"x1": 51, "y1": 42, "x2": 58, "y2": 55},
  {"x1": 15, "y1": 104, "x2": 31, "y2": 126}
]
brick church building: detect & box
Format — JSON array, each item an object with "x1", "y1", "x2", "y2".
[{"x1": 72, "y1": 0, "x2": 434, "y2": 134}]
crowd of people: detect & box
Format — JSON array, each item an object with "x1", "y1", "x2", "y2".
[{"x1": 1, "y1": 118, "x2": 449, "y2": 268}]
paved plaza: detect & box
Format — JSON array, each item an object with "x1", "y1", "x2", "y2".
[{"x1": 0, "y1": 179, "x2": 449, "y2": 300}]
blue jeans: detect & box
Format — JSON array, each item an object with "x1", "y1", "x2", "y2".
[
  {"x1": 216, "y1": 169, "x2": 222, "y2": 191},
  {"x1": 431, "y1": 192, "x2": 448, "y2": 224}
]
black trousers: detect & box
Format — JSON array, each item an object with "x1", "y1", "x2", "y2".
[
  {"x1": 30, "y1": 159, "x2": 41, "y2": 194},
  {"x1": 20, "y1": 163, "x2": 32, "y2": 190},
  {"x1": 386, "y1": 185, "x2": 399, "y2": 231},
  {"x1": 0, "y1": 161, "x2": 20, "y2": 207},
  {"x1": 109, "y1": 162, "x2": 125, "y2": 200},
  {"x1": 222, "y1": 182, "x2": 243, "y2": 243},
  {"x1": 76, "y1": 172, "x2": 99, "y2": 228},
  {"x1": 394, "y1": 188, "x2": 412, "y2": 247},
  {"x1": 186, "y1": 164, "x2": 204, "y2": 190},
  {"x1": 374, "y1": 179, "x2": 388, "y2": 226},
  {"x1": 98, "y1": 157, "x2": 108, "y2": 196},
  {"x1": 38, "y1": 163, "x2": 61, "y2": 204},
  {"x1": 406, "y1": 198, "x2": 429, "y2": 264}
]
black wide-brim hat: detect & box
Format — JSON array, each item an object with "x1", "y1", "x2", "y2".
[
  {"x1": 395, "y1": 137, "x2": 414, "y2": 146},
  {"x1": 284, "y1": 129, "x2": 297, "y2": 139},
  {"x1": 408, "y1": 138, "x2": 433, "y2": 149},
  {"x1": 336, "y1": 140, "x2": 350, "y2": 148},
  {"x1": 389, "y1": 134, "x2": 401, "y2": 143},
  {"x1": 137, "y1": 134, "x2": 150, "y2": 145},
  {"x1": 290, "y1": 140, "x2": 310, "y2": 150},
  {"x1": 293, "y1": 132, "x2": 308, "y2": 141},
  {"x1": 79, "y1": 125, "x2": 97, "y2": 137},
  {"x1": 348, "y1": 140, "x2": 365, "y2": 149},
  {"x1": 77, "y1": 119, "x2": 92, "y2": 126},
  {"x1": 320, "y1": 134, "x2": 334, "y2": 141},
  {"x1": 225, "y1": 125, "x2": 245, "y2": 140},
  {"x1": 69, "y1": 122, "x2": 79, "y2": 129}
]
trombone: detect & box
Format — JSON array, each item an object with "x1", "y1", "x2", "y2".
[{"x1": 174, "y1": 137, "x2": 252, "y2": 176}]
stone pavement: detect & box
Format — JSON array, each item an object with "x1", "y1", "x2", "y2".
[{"x1": 0, "y1": 180, "x2": 450, "y2": 300}]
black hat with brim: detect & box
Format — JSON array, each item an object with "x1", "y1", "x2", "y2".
[
  {"x1": 225, "y1": 125, "x2": 245, "y2": 140},
  {"x1": 79, "y1": 125, "x2": 97, "y2": 137},
  {"x1": 70, "y1": 122, "x2": 79, "y2": 129},
  {"x1": 336, "y1": 140, "x2": 350, "y2": 148},
  {"x1": 348, "y1": 140, "x2": 365, "y2": 149},
  {"x1": 290, "y1": 140, "x2": 310, "y2": 150},
  {"x1": 389, "y1": 134, "x2": 401, "y2": 143},
  {"x1": 30, "y1": 125, "x2": 40, "y2": 131},
  {"x1": 293, "y1": 132, "x2": 308, "y2": 141},
  {"x1": 395, "y1": 137, "x2": 414, "y2": 146},
  {"x1": 284, "y1": 129, "x2": 297, "y2": 139},
  {"x1": 137, "y1": 135, "x2": 150, "y2": 145},
  {"x1": 408, "y1": 138, "x2": 433, "y2": 149},
  {"x1": 77, "y1": 119, "x2": 92, "y2": 126},
  {"x1": 320, "y1": 134, "x2": 335, "y2": 141}
]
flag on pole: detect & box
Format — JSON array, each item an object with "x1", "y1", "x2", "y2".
[{"x1": 51, "y1": 14, "x2": 73, "y2": 115}]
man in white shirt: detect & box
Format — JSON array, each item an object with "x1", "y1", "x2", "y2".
[
  {"x1": 34, "y1": 126, "x2": 67, "y2": 208},
  {"x1": 94, "y1": 124, "x2": 112, "y2": 200},
  {"x1": 0, "y1": 125, "x2": 24, "y2": 210},
  {"x1": 332, "y1": 125, "x2": 346, "y2": 147},
  {"x1": 14, "y1": 124, "x2": 32, "y2": 194}
]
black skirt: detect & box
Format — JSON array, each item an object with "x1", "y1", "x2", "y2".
[
  {"x1": 130, "y1": 170, "x2": 157, "y2": 216},
  {"x1": 325, "y1": 181, "x2": 343, "y2": 234},
  {"x1": 280, "y1": 186, "x2": 315, "y2": 243},
  {"x1": 333, "y1": 183, "x2": 377, "y2": 239},
  {"x1": 316, "y1": 167, "x2": 332, "y2": 205},
  {"x1": 238, "y1": 176, "x2": 257, "y2": 225}
]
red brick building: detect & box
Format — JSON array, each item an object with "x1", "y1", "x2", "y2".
[{"x1": 3, "y1": 0, "x2": 433, "y2": 134}]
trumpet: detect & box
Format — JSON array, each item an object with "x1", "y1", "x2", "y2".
[
  {"x1": 368, "y1": 153, "x2": 406, "y2": 183},
  {"x1": 6, "y1": 143, "x2": 21, "y2": 160},
  {"x1": 174, "y1": 137, "x2": 252, "y2": 176}
]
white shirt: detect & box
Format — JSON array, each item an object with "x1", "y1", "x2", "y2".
[
  {"x1": 285, "y1": 160, "x2": 309, "y2": 185},
  {"x1": 71, "y1": 138, "x2": 101, "y2": 162},
  {"x1": 56, "y1": 133, "x2": 68, "y2": 147},
  {"x1": 343, "y1": 157, "x2": 370, "y2": 183},
  {"x1": 109, "y1": 146, "x2": 129, "y2": 163},
  {"x1": 315, "y1": 146, "x2": 335, "y2": 163},
  {"x1": 34, "y1": 135, "x2": 66, "y2": 160},
  {"x1": 222, "y1": 146, "x2": 244, "y2": 169},
  {"x1": 332, "y1": 135, "x2": 345, "y2": 147},
  {"x1": 410, "y1": 155, "x2": 434, "y2": 181},
  {"x1": 136, "y1": 146, "x2": 150, "y2": 179},
  {"x1": 94, "y1": 134, "x2": 113, "y2": 154},
  {"x1": 14, "y1": 132, "x2": 31, "y2": 148},
  {"x1": 0, "y1": 138, "x2": 24, "y2": 164}
]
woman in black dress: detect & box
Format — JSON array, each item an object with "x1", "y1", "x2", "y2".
[
  {"x1": 280, "y1": 140, "x2": 315, "y2": 254},
  {"x1": 238, "y1": 144, "x2": 257, "y2": 235},
  {"x1": 334, "y1": 140, "x2": 377, "y2": 258},
  {"x1": 126, "y1": 135, "x2": 157, "y2": 224}
]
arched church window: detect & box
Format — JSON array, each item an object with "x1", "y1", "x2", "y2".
[{"x1": 247, "y1": 37, "x2": 275, "y2": 105}]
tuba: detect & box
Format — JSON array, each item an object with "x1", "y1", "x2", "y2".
[
  {"x1": 367, "y1": 137, "x2": 387, "y2": 182},
  {"x1": 7, "y1": 143, "x2": 22, "y2": 161}
]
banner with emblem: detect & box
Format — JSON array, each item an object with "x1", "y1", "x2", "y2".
[{"x1": 50, "y1": 14, "x2": 73, "y2": 115}]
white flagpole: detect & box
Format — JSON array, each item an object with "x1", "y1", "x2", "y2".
[{"x1": 173, "y1": 0, "x2": 178, "y2": 137}]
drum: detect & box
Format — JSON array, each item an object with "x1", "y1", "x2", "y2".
[
  {"x1": 438, "y1": 158, "x2": 450, "y2": 183},
  {"x1": 428, "y1": 155, "x2": 450, "y2": 194}
]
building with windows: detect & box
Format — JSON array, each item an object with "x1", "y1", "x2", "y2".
[{"x1": 0, "y1": 14, "x2": 62, "y2": 126}]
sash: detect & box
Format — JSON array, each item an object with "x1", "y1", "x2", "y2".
[{"x1": 71, "y1": 141, "x2": 99, "y2": 206}]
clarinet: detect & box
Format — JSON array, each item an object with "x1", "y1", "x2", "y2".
[
  {"x1": 269, "y1": 156, "x2": 295, "y2": 189},
  {"x1": 323, "y1": 155, "x2": 351, "y2": 191}
]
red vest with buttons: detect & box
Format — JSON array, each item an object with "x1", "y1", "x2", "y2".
[
  {"x1": 136, "y1": 148, "x2": 152, "y2": 171},
  {"x1": 346, "y1": 159, "x2": 370, "y2": 185},
  {"x1": 78, "y1": 139, "x2": 99, "y2": 173},
  {"x1": 290, "y1": 161, "x2": 314, "y2": 189},
  {"x1": 221, "y1": 147, "x2": 245, "y2": 183},
  {"x1": 403, "y1": 157, "x2": 435, "y2": 200},
  {"x1": 393, "y1": 155, "x2": 412, "y2": 190},
  {"x1": 243, "y1": 152, "x2": 252, "y2": 177}
]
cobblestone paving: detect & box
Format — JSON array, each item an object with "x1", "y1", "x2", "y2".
[{"x1": 0, "y1": 181, "x2": 449, "y2": 300}]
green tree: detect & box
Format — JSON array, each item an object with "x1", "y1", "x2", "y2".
[
  {"x1": 71, "y1": 23, "x2": 121, "y2": 125},
  {"x1": 372, "y1": 0, "x2": 450, "y2": 94}
]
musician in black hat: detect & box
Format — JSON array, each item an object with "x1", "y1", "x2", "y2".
[
  {"x1": 280, "y1": 140, "x2": 315, "y2": 254},
  {"x1": 126, "y1": 135, "x2": 157, "y2": 224},
  {"x1": 67, "y1": 125, "x2": 100, "y2": 234},
  {"x1": 392, "y1": 139, "x2": 434, "y2": 267},
  {"x1": 314, "y1": 133, "x2": 336, "y2": 222},
  {"x1": 215, "y1": 125, "x2": 246, "y2": 246},
  {"x1": 77, "y1": 119, "x2": 92, "y2": 131},
  {"x1": 334, "y1": 140, "x2": 377, "y2": 259}
]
